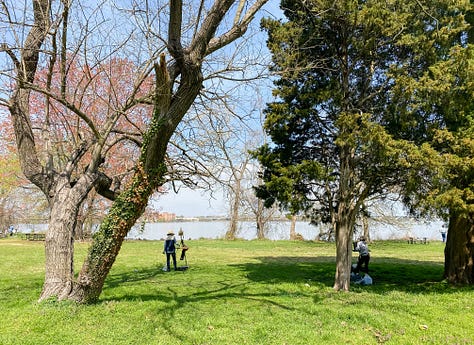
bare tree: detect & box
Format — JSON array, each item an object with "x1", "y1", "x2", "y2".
[
  {"x1": 243, "y1": 178, "x2": 279, "y2": 239},
  {"x1": 1, "y1": 0, "x2": 269, "y2": 303},
  {"x1": 167, "y1": 86, "x2": 272, "y2": 239}
]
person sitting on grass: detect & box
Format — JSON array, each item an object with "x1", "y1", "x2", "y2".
[{"x1": 354, "y1": 236, "x2": 370, "y2": 273}]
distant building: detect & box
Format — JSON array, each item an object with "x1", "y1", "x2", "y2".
[
  {"x1": 158, "y1": 212, "x2": 176, "y2": 222},
  {"x1": 143, "y1": 210, "x2": 176, "y2": 222}
]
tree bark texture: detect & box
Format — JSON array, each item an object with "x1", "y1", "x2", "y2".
[
  {"x1": 40, "y1": 183, "x2": 81, "y2": 300},
  {"x1": 333, "y1": 211, "x2": 355, "y2": 291},
  {"x1": 333, "y1": 144, "x2": 359, "y2": 291},
  {"x1": 39, "y1": 174, "x2": 97, "y2": 301},
  {"x1": 444, "y1": 212, "x2": 474, "y2": 284},
  {"x1": 69, "y1": 166, "x2": 162, "y2": 303}
]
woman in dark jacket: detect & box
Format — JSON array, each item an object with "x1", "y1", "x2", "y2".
[{"x1": 163, "y1": 231, "x2": 177, "y2": 271}]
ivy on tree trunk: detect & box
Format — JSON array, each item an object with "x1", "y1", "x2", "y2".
[{"x1": 70, "y1": 164, "x2": 165, "y2": 303}]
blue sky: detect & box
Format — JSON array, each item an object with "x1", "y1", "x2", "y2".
[
  {"x1": 154, "y1": 188, "x2": 228, "y2": 217},
  {"x1": 153, "y1": 1, "x2": 283, "y2": 218}
]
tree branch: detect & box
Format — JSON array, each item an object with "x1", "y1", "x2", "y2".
[
  {"x1": 189, "y1": 0, "x2": 235, "y2": 58},
  {"x1": 22, "y1": 80, "x2": 101, "y2": 139},
  {"x1": 93, "y1": 171, "x2": 119, "y2": 201},
  {"x1": 207, "y1": 0, "x2": 268, "y2": 55},
  {"x1": 7, "y1": 0, "x2": 51, "y2": 192},
  {"x1": 0, "y1": 43, "x2": 21, "y2": 73},
  {"x1": 168, "y1": 0, "x2": 184, "y2": 59}
]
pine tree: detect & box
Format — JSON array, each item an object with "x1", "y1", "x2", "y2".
[{"x1": 255, "y1": 0, "x2": 470, "y2": 290}]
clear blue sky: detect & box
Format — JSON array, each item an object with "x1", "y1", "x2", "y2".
[{"x1": 154, "y1": 188, "x2": 228, "y2": 217}]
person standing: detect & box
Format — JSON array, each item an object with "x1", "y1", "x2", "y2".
[
  {"x1": 163, "y1": 231, "x2": 177, "y2": 271},
  {"x1": 354, "y1": 236, "x2": 370, "y2": 273},
  {"x1": 441, "y1": 231, "x2": 447, "y2": 243}
]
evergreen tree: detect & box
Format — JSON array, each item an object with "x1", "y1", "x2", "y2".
[
  {"x1": 397, "y1": 41, "x2": 474, "y2": 284},
  {"x1": 380, "y1": 0, "x2": 473, "y2": 284},
  {"x1": 255, "y1": 0, "x2": 469, "y2": 290}
]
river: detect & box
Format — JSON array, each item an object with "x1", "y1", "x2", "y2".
[
  {"x1": 15, "y1": 218, "x2": 444, "y2": 241},
  {"x1": 126, "y1": 219, "x2": 444, "y2": 241}
]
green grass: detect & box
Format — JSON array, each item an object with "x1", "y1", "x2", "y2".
[{"x1": 0, "y1": 238, "x2": 472, "y2": 345}]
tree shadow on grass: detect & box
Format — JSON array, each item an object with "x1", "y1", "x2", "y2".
[
  {"x1": 97, "y1": 257, "x2": 473, "y2": 343},
  {"x1": 231, "y1": 255, "x2": 474, "y2": 295},
  {"x1": 101, "y1": 275, "x2": 299, "y2": 345},
  {"x1": 231, "y1": 256, "x2": 335, "y2": 287},
  {"x1": 101, "y1": 255, "x2": 473, "y2": 305},
  {"x1": 101, "y1": 265, "x2": 297, "y2": 334},
  {"x1": 103, "y1": 266, "x2": 162, "y2": 289}
]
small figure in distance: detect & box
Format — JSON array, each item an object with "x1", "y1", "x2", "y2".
[
  {"x1": 163, "y1": 230, "x2": 177, "y2": 272},
  {"x1": 178, "y1": 228, "x2": 188, "y2": 261},
  {"x1": 440, "y1": 225, "x2": 447, "y2": 243},
  {"x1": 441, "y1": 231, "x2": 447, "y2": 243},
  {"x1": 354, "y1": 235, "x2": 370, "y2": 274}
]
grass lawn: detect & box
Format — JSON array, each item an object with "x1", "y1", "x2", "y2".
[{"x1": 0, "y1": 237, "x2": 472, "y2": 345}]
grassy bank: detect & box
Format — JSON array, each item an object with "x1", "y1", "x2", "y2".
[{"x1": 0, "y1": 238, "x2": 472, "y2": 344}]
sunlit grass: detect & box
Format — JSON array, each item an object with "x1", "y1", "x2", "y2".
[{"x1": 0, "y1": 237, "x2": 472, "y2": 344}]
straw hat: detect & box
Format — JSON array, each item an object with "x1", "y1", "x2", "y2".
[{"x1": 167, "y1": 230, "x2": 174, "y2": 235}]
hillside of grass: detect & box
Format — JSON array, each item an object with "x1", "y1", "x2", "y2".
[{"x1": 0, "y1": 238, "x2": 472, "y2": 345}]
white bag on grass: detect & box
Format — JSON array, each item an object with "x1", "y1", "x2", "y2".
[{"x1": 355, "y1": 274, "x2": 372, "y2": 285}]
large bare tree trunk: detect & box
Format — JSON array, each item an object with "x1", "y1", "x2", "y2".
[
  {"x1": 39, "y1": 175, "x2": 96, "y2": 301},
  {"x1": 69, "y1": 167, "x2": 161, "y2": 302},
  {"x1": 40, "y1": 189, "x2": 79, "y2": 300},
  {"x1": 5, "y1": 0, "x2": 84, "y2": 302},
  {"x1": 444, "y1": 212, "x2": 474, "y2": 284}
]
